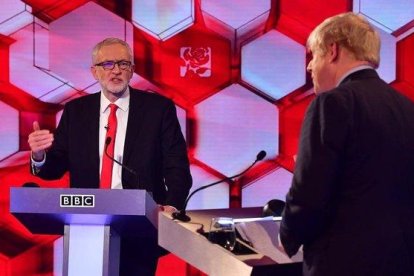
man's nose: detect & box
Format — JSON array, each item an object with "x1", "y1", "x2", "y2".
[{"x1": 112, "y1": 64, "x2": 122, "y2": 73}]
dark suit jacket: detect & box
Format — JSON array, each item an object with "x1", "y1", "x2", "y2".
[
  {"x1": 33, "y1": 88, "x2": 192, "y2": 209},
  {"x1": 280, "y1": 69, "x2": 414, "y2": 276}
]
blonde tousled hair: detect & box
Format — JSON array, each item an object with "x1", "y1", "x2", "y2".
[{"x1": 307, "y1": 12, "x2": 381, "y2": 68}]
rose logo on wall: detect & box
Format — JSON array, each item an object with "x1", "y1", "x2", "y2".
[{"x1": 180, "y1": 47, "x2": 211, "y2": 77}]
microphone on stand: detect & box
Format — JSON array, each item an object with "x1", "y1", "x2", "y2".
[
  {"x1": 262, "y1": 199, "x2": 286, "y2": 217},
  {"x1": 22, "y1": 182, "x2": 40, "y2": 188},
  {"x1": 104, "y1": 137, "x2": 139, "y2": 186},
  {"x1": 172, "y1": 150, "x2": 267, "y2": 222}
]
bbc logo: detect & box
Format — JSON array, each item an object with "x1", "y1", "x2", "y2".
[{"x1": 60, "y1": 194, "x2": 95, "y2": 207}]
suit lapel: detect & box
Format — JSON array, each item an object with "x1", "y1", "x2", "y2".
[{"x1": 123, "y1": 88, "x2": 145, "y2": 164}]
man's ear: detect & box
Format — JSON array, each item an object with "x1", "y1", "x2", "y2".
[
  {"x1": 328, "y1": 42, "x2": 339, "y2": 63},
  {"x1": 90, "y1": 66, "x2": 98, "y2": 80}
]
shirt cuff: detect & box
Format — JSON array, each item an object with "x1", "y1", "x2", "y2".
[{"x1": 30, "y1": 152, "x2": 45, "y2": 175}]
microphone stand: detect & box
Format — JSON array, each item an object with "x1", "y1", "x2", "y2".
[
  {"x1": 104, "y1": 137, "x2": 139, "y2": 187},
  {"x1": 172, "y1": 150, "x2": 266, "y2": 222}
]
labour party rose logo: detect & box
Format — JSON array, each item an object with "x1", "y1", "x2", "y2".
[{"x1": 180, "y1": 47, "x2": 211, "y2": 77}]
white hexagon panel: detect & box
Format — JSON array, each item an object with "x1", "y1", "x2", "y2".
[
  {"x1": 242, "y1": 167, "x2": 293, "y2": 207},
  {"x1": 132, "y1": 0, "x2": 194, "y2": 41},
  {"x1": 376, "y1": 26, "x2": 396, "y2": 83},
  {"x1": 195, "y1": 83, "x2": 278, "y2": 177},
  {"x1": 0, "y1": 0, "x2": 32, "y2": 35},
  {"x1": 0, "y1": 101, "x2": 19, "y2": 163},
  {"x1": 49, "y1": 1, "x2": 133, "y2": 93},
  {"x1": 187, "y1": 165, "x2": 229, "y2": 210},
  {"x1": 348, "y1": 9, "x2": 399, "y2": 84},
  {"x1": 241, "y1": 30, "x2": 306, "y2": 100},
  {"x1": 9, "y1": 23, "x2": 73, "y2": 103},
  {"x1": 201, "y1": 0, "x2": 271, "y2": 50},
  {"x1": 354, "y1": 0, "x2": 414, "y2": 33}
]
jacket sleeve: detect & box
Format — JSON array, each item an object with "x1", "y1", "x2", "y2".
[
  {"x1": 280, "y1": 92, "x2": 349, "y2": 257},
  {"x1": 161, "y1": 100, "x2": 192, "y2": 209},
  {"x1": 33, "y1": 104, "x2": 70, "y2": 180}
]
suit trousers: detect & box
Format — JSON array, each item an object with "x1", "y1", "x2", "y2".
[{"x1": 119, "y1": 235, "x2": 167, "y2": 276}]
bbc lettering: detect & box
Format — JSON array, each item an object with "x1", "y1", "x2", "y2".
[{"x1": 60, "y1": 194, "x2": 95, "y2": 207}]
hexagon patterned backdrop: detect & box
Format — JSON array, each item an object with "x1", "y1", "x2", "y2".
[{"x1": 0, "y1": 0, "x2": 413, "y2": 275}]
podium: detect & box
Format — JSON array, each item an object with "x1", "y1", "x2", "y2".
[
  {"x1": 159, "y1": 208, "x2": 303, "y2": 276},
  {"x1": 10, "y1": 187, "x2": 157, "y2": 276}
]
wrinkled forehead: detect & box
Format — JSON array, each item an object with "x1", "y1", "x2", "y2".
[{"x1": 94, "y1": 43, "x2": 132, "y2": 63}]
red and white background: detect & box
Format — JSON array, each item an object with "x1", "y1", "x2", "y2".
[{"x1": 0, "y1": 0, "x2": 413, "y2": 275}]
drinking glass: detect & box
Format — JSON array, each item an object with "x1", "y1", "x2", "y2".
[{"x1": 208, "y1": 217, "x2": 236, "y2": 251}]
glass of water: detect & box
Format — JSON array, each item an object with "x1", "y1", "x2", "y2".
[{"x1": 208, "y1": 217, "x2": 236, "y2": 251}]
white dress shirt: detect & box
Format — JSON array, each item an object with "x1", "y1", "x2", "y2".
[
  {"x1": 99, "y1": 88, "x2": 130, "y2": 189},
  {"x1": 31, "y1": 88, "x2": 130, "y2": 190}
]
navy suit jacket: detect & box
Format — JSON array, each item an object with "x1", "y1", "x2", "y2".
[
  {"x1": 33, "y1": 88, "x2": 192, "y2": 209},
  {"x1": 280, "y1": 69, "x2": 414, "y2": 276}
]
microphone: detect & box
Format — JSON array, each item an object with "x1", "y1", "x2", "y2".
[
  {"x1": 104, "y1": 137, "x2": 139, "y2": 184},
  {"x1": 262, "y1": 199, "x2": 285, "y2": 217},
  {"x1": 172, "y1": 150, "x2": 267, "y2": 222},
  {"x1": 22, "y1": 182, "x2": 40, "y2": 188}
]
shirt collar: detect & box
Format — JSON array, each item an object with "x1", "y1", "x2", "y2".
[
  {"x1": 100, "y1": 87, "x2": 130, "y2": 113},
  {"x1": 336, "y1": 65, "x2": 374, "y2": 87}
]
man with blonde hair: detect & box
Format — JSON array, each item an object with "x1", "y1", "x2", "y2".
[{"x1": 280, "y1": 12, "x2": 414, "y2": 275}]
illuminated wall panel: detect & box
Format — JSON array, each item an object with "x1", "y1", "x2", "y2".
[{"x1": 195, "y1": 83, "x2": 278, "y2": 177}]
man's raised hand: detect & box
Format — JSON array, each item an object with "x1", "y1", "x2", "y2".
[{"x1": 28, "y1": 121, "x2": 54, "y2": 161}]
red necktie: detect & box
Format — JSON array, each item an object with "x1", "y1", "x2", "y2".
[{"x1": 100, "y1": 104, "x2": 118, "y2": 189}]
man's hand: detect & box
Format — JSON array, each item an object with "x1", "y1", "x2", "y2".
[
  {"x1": 28, "y1": 121, "x2": 54, "y2": 161},
  {"x1": 158, "y1": 205, "x2": 178, "y2": 213},
  {"x1": 277, "y1": 234, "x2": 288, "y2": 255}
]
